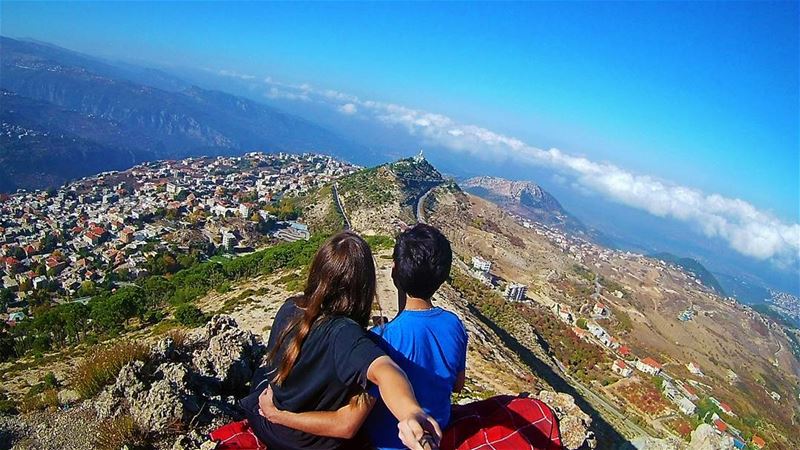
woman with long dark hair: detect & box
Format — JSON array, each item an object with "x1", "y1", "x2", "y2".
[{"x1": 240, "y1": 231, "x2": 440, "y2": 450}]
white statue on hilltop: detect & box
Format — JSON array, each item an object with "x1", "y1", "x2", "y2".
[{"x1": 413, "y1": 149, "x2": 425, "y2": 163}]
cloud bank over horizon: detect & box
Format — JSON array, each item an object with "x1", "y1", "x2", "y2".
[{"x1": 217, "y1": 69, "x2": 800, "y2": 267}]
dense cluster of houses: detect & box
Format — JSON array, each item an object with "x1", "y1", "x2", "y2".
[{"x1": 1, "y1": 152, "x2": 357, "y2": 321}]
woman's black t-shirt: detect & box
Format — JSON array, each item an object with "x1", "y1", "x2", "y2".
[{"x1": 240, "y1": 298, "x2": 385, "y2": 450}]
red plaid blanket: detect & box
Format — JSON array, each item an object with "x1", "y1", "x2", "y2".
[
  {"x1": 209, "y1": 395, "x2": 562, "y2": 450},
  {"x1": 441, "y1": 395, "x2": 562, "y2": 450},
  {"x1": 209, "y1": 419, "x2": 267, "y2": 450}
]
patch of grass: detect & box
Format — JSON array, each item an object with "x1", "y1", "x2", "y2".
[
  {"x1": 19, "y1": 384, "x2": 59, "y2": 412},
  {"x1": 95, "y1": 415, "x2": 150, "y2": 450},
  {"x1": 363, "y1": 235, "x2": 395, "y2": 252},
  {"x1": 148, "y1": 319, "x2": 180, "y2": 336},
  {"x1": 0, "y1": 390, "x2": 18, "y2": 414},
  {"x1": 572, "y1": 264, "x2": 596, "y2": 282},
  {"x1": 238, "y1": 289, "x2": 256, "y2": 300},
  {"x1": 72, "y1": 341, "x2": 150, "y2": 399},
  {"x1": 216, "y1": 281, "x2": 232, "y2": 294},
  {"x1": 276, "y1": 272, "x2": 305, "y2": 292},
  {"x1": 174, "y1": 304, "x2": 207, "y2": 327}
]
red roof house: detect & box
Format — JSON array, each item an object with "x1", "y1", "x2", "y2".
[{"x1": 751, "y1": 436, "x2": 766, "y2": 449}]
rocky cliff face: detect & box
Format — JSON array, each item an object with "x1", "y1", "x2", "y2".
[{"x1": 462, "y1": 176, "x2": 594, "y2": 239}]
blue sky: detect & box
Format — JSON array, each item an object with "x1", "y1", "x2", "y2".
[{"x1": 2, "y1": 2, "x2": 798, "y2": 218}]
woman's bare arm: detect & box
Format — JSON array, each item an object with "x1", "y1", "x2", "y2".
[{"x1": 258, "y1": 387, "x2": 374, "y2": 439}]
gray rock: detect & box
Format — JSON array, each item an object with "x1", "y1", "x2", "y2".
[
  {"x1": 93, "y1": 315, "x2": 261, "y2": 435},
  {"x1": 192, "y1": 315, "x2": 264, "y2": 393},
  {"x1": 688, "y1": 424, "x2": 733, "y2": 450},
  {"x1": 57, "y1": 389, "x2": 80, "y2": 406},
  {"x1": 535, "y1": 390, "x2": 594, "y2": 450},
  {"x1": 171, "y1": 429, "x2": 206, "y2": 450},
  {"x1": 152, "y1": 336, "x2": 176, "y2": 362},
  {"x1": 129, "y1": 363, "x2": 202, "y2": 431}
]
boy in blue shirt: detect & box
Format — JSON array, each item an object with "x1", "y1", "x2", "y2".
[
  {"x1": 257, "y1": 224, "x2": 468, "y2": 449},
  {"x1": 365, "y1": 223, "x2": 468, "y2": 449}
]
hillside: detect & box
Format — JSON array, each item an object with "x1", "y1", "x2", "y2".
[
  {"x1": 422, "y1": 185, "x2": 800, "y2": 449},
  {"x1": 0, "y1": 90, "x2": 154, "y2": 191},
  {"x1": 649, "y1": 253, "x2": 726, "y2": 296},
  {"x1": 303, "y1": 154, "x2": 446, "y2": 234},
  {"x1": 462, "y1": 176, "x2": 596, "y2": 240},
  {"x1": 0, "y1": 36, "x2": 372, "y2": 192}
]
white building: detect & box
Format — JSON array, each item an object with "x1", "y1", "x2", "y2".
[
  {"x1": 636, "y1": 357, "x2": 662, "y2": 376},
  {"x1": 593, "y1": 302, "x2": 609, "y2": 318},
  {"x1": 221, "y1": 232, "x2": 237, "y2": 251},
  {"x1": 504, "y1": 283, "x2": 527, "y2": 301},
  {"x1": 676, "y1": 396, "x2": 697, "y2": 415},
  {"x1": 687, "y1": 362, "x2": 704, "y2": 376},
  {"x1": 612, "y1": 360, "x2": 633, "y2": 377},
  {"x1": 587, "y1": 322, "x2": 608, "y2": 339},
  {"x1": 472, "y1": 256, "x2": 492, "y2": 273}
]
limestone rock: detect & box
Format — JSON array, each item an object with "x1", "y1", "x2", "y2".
[
  {"x1": 192, "y1": 315, "x2": 264, "y2": 394},
  {"x1": 535, "y1": 390, "x2": 594, "y2": 450},
  {"x1": 56, "y1": 389, "x2": 80, "y2": 406},
  {"x1": 92, "y1": 315, "x2": 264, "y2": 435},
  {"x1": 688, "y1": 424, "x2": 733, "y2": 450}
]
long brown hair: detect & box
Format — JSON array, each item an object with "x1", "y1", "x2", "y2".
[{"x1": 268, "y1": 231, "x2": 377, "y2": 385}]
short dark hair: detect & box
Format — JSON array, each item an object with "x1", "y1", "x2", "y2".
[{"x1": 392, "y1": 223, "x2": 452, "y2": 300}]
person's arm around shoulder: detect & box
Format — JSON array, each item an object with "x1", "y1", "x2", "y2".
[
  {"x1": 367, "y1": 355, "x2": 442, "y2": 450},
  {"x1": 258, "y1": 386, "x2": 374, "y2": 439}
]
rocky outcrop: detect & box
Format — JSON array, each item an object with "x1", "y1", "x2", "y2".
[
  {"x1": 632, "y1": 423, "x2": 735, "y2": 450},
  {"x1": 535, "y1": 390, "x2": 595, "y2": 450},
  {"x1": 94, "y1": 315, "x2": 266, "y2": 434},
  {"x1": 687, "y1": 424, "x2": 734, "y2": 450}
]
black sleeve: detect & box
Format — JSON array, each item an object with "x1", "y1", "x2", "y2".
[{"x1": 332, "y1": 320, "x2": 386, "y2": 389}]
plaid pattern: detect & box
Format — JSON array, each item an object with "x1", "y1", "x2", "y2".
[
  {"x1": 209, "y1": 395, "x2": 562, "y2": 450},
  {"x1": 441, "y1": 395, "x2": 563, "y2": 450},
  {"x1": 209, "y1": 419, "x2": 268, "y2": 450}
]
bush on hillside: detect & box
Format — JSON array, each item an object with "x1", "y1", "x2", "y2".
[
  {"x1": 175, "y1": 304, "x2": 207, "y2": 327},
  {"x1": 72, "y1": 341, "x2": 150, "y2": 399}
]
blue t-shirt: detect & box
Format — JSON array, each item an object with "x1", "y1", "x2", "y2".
[{"x1": 365, "y1": 307, "x2": 468, "y2": 450}]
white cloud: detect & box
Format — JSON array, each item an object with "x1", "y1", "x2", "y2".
[
  {"x1": 216, "y1": 69, "x2": 800, "y2": 264},
  {"x1": 215, "y1": 69, "x2": 256, "y2": 80},
  {"x1": 338, "y1": 103, "x2": 358, "y2": 115},
  {"x1": 265, "y1": 86, "x2": 310, "y2": 102}
]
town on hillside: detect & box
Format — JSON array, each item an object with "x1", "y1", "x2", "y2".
[{"x1": 0, "y1": 152, "x2": 357, "y2": 319}]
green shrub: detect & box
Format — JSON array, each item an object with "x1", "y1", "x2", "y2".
[
  {"x1": 216, "y1": 282, "x2": 232, "y2": 294},
  {"x1": 42, "y1": 371, "x2": 58, "y2": 389},
  {"x1": 174, "y1": 304, "x2": 207, "y2": 327}
]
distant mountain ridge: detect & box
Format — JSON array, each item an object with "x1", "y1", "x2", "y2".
[
  {"x1": 649, "y1": 252, "x2": 726, "y2": 296},
  {"x1": 0, "y1": 36, "x2": 374, "y2": 192},
  {"x1": 462, "y1": 176, "x2": 597, "y2": 239}
]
